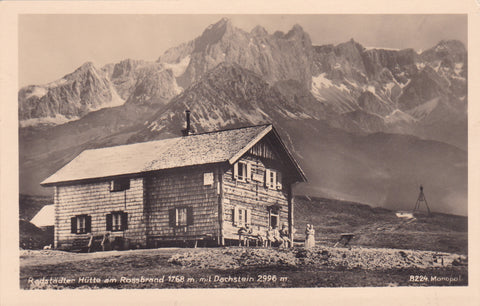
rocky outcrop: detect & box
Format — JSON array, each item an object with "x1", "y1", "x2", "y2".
[
  {"x1": 140, "y1": 63, "x2": 310, "y2": 137},
  {"x1": 105, "y1": 59, "x2": 150, "y2": 99},
  {"x1": 357, "y1": 91, "x2": 394, "y2": 116},
  {"x1": 19, "y1": 62, "x2": 124, "y2": 126},
  {"x1": 19, "y1": 60, "x2": 182, "y2": 126},
  {"x1": 159, "y1": 18, "x2": 314, "y2": 89},
  {"x1": 125, "y1": 63, "x2": 182, "y2": 105}
]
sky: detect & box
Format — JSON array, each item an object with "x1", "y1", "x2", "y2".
[{"x1": 19, "y1": 14, "x2": 467, "y2": 87}]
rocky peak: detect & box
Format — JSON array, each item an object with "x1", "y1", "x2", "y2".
[
  {"x1": 111, "y1": 59, "x2": 146, "y2": 79},
  {"x1": 285, "y1": 24, "x2": 305, "y2": 38},
  {"x1": 64, "y1": 61, "x2": 99, "y2": 80},
  {"x1": 420, "y1": 39, "x2": 466, "y2": 63},
  {"x1": 251, "y1": 25, "x2": 268, "y2": 37},
  {"x1": 337, "y1": 39, "x2": 365, "y2": 54},
  {"x1": 194, "y1": 18, "x2": 237, "y2": 52}
]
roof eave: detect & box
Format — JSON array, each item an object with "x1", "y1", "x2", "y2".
[
  {"x1": 270, "y1": 126, "x2": 308, "y2": 183},
  {"x1": 228, "y1": 124, "x2": 273, "y2": 165},
  {"x1": 40, "y1": 161, "x2": 227, "y2": 187}
]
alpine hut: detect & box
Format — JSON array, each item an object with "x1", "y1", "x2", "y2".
[{"x1": 41, "y1": 116, "x2": 306, "y2": 250}]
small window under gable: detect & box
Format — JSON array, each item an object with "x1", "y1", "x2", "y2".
[
  {"x1": 110, "y1": 178, "x2": 130, "y2": 192},
  {"x1": 265, "y1": 169, "x2": 282, "y2": 190},
  {"x1": 233, "y1": 161, "x2": 251, "y2": 182}
]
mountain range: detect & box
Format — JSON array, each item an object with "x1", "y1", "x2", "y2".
[{"x1": 19, "y1": 18, "x2": 468, "y2": 215}]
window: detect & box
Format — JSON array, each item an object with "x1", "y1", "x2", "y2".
[
  {"x1": 203, "y1": 172, "x2": 214, "y2": 186},
  {"x1": 270, "y1": 212, "x2": 279, "y2": 229},
  {"x1": 177, "y1": 207, "x2": 187, "y2": 226},
  {"x1": 169, "y1": 207, "x2": 193, "y2": 227},
  {"x1": 106, "y1": 211, "x2": 128, "y2": 231},
  {"x1": 265, "y1": 169, "x2": 282, "y2": 190},
  {"x1": 110, "y1": 178, "x2": 130, "y2": 192},
  {"x1": 233, "y1": 161, "x2": 251, "y2": 182},
  {"x1": 71, "y1": 215, "x2": 91, "y2": 234},
  {"x1": 268, "y1": 205, "x2": 280, "y2": 229},
  {"x1": 233, "y1": 206, "x2": 252, "y2": 226}
]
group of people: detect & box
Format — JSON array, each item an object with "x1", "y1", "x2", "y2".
[
  {"x1": 237, "y1": 223, "x2": 291, "y2": 248},
  {"x1": 237, "y1": 223, "x2": 316, "y2": 248}
]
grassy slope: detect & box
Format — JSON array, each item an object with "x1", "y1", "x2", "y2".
[
  {"x1": 294, "y1": 195, "x2": 467, "y2": 254},
  {"x1": 19, "y1": 194, "x2": 53, "y2": 221}
]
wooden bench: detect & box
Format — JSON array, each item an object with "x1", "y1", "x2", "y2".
[
  {"x1": 70, "y1": 237, "x2": 92, "y2": 253},
  {"x1": 238, "y1": 233, "x2": 263, "y2": 247}
]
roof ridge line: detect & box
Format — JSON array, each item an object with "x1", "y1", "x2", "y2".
[
  {"x1": 81, "y1": 124, "x2": 273, "y2": 153},
  {"x1": 189, "y1": 123, "x2": 272, "y2": 136}
]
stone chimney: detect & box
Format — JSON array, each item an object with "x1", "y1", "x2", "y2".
[{"x1": 181, "y1": 110, "x2": 194, "y2": 136}]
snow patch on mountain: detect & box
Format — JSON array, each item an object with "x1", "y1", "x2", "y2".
[
  {"x1": 312, "y1": 73, "x2": 334, "y2": 88},
  {"x1": 416, "y1": 62, "x2": 426, "y2": 70},
  {"x1": 163, "y1": 55, "x2": 191, "y2": 77},
  {"x1": 25, "y1": 87, "x2": 48, "y2": 99},
  {"x1": 454, "y1": 62, "x2": 464, "y2": 75},
  {"x1": 384, "y1": 82, "x2": 396, "y2": 93},
  {"x1": 311, "y1": 73, "x2": 351, "y2": 102}
]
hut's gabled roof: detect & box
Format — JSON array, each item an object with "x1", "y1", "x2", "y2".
[{"x1": 41, "y1": 124, "x2": 306, "y2": 186}]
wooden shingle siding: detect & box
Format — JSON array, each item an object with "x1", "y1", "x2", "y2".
[
  {"x1": 54, "y1": 178, "x2": 146, "y2": 248},
  {"x1": 145, "y1": 167, "x2": 219, "y2": 240},
  {"x1": 223, "y1": 153, "x2": 289, "y2": 240}
]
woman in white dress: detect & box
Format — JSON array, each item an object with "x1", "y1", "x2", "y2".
[{"x1": 304, "y1": 224, "x2": 315, "y2": 249}]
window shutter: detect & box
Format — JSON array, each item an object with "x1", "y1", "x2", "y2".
[
  {"x1": 71, "y1": 217, "x2": 77, "y2": 233},
  {"x1": 272, "y1": 171, "x2": 277, "y2": 189},
  {"x1": 169, "y1": 209, "x2": 176, "y2": 227},
  {"x1": 233, "y1": 207, "x2": 239, "y2": 226},
  {"x1": 85, "y1": 215, "x2": 92, "y2": 233},
  {"x1": 122, "y1": 212, "x2": 128, "y2": 230},
  {"x1": 246, "y1": 163, "x2": 252, "y2": 181},
  {"x1": 276, "y1": 171, "x2": 283, "y2": 190},
  {"x1": 246, "y1": 209, "x2": 252, "y2": 225},
  {"x1": 187, "y1": 207, "x2": 194, "y2": 226},
  {"x1": 264, "y1": 169, "x2": 270, "y2": 188},
  {"x1": 106, "y1": 214, "x2": 112, "y2": 231},
  {"x1": 233, "y1": 163, "x2": 238, "y2": 180}
]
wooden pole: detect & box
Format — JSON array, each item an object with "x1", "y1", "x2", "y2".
[
  {"x1": 287, "y1": 183, "x2": 294, "y2": 248},
  {"x1": 217, "y1": 167, "x2": 225, "y2": 246}
]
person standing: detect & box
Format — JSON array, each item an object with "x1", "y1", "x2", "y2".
[
  {"x1": 266, "y1": 226, "x2": 274, "y2": 247},
  {"x1": 280, "y1": 223, "x2": 290, "y2": 248},
  {"x1": 305, "y1": 224, "x2": 315, "y2": 249}
]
